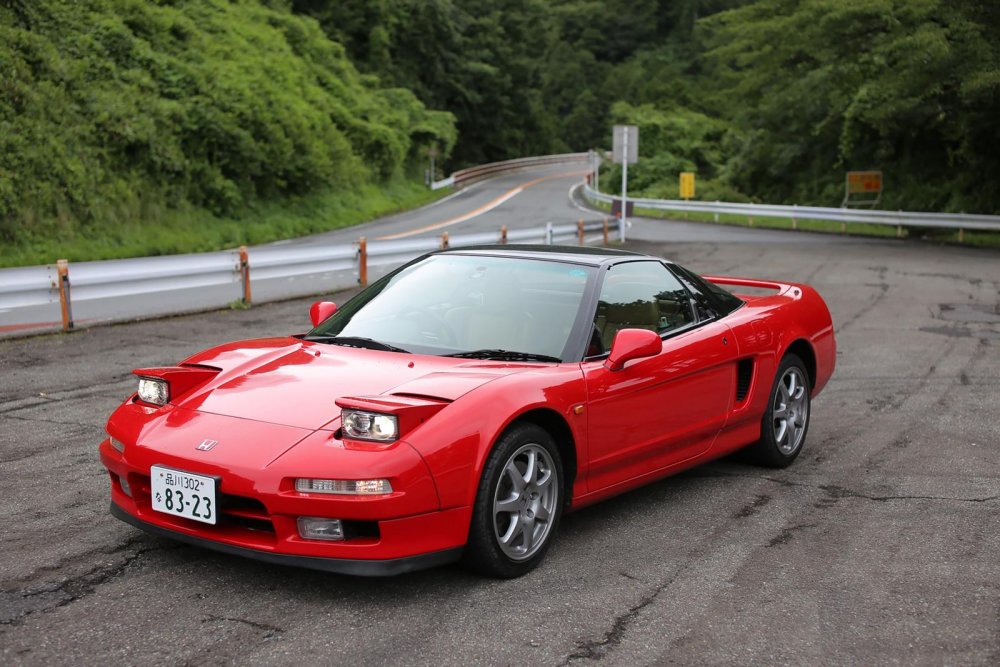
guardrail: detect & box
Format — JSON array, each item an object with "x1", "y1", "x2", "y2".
[
  {"x1": 431, "y1": 153, "x2": 589, "y2": 190},
  {"x1": 0, "y1": 219, "x2": 617, "y2": 337},
  {"x1": 582, "y1": 183, "x2": 1000, "y2": 238}
]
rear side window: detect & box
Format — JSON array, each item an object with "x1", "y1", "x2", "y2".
[{"x1": 669, "y1": 264, "x2": 744, "y2": 319}]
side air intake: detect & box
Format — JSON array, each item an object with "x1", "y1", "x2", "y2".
[{"x1": 736, "y1": 358, "x2": 754, "y2": 402}]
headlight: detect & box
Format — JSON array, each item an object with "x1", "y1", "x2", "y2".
[
  {"x1": 137, "y1": 377, "x2": 169, "y2": 406},
  {"x1": 341, "y1": 409, "x2": 398, "y2": 442}
]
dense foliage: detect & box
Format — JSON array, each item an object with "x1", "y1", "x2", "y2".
[
  {"x1": 0, "y1": 0, "x2": 455, "y2": 254},
  {"x1": 296, "y1": 0, "x2": 1000, "y2": 212},
  {"x1": 2, "y1": 0, "x2": 997, "y2": 264}
]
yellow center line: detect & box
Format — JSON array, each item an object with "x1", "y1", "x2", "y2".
[{"x1": 375, "y1": 170, "x2": 590, "y2": 241}]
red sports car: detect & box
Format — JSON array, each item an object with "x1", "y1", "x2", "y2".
[{"x1": 101, "y1": 245, "x2": 835, "y2": 577}]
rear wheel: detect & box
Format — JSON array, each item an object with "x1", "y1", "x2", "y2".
[
  {"x1": 747, "y1": 354, "x2": 811, "y2": 468},
  {"x1": 463, "y1": 423, "x2": 563, "y2": 578}
]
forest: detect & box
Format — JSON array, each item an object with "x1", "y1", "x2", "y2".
[{"x1": 2, "y1": 0, "x2": 998, "y2": 264}]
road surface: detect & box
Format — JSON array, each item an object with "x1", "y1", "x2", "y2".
[{"x1": 1, "y1": 168, "x2": 998, "y2": 665}]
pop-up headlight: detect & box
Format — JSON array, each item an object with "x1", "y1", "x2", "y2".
[
  {"x1": 137, "y1": 377, "x2": 169, "y2": 406},
  {"x1": 341, "y1": 409, "x2": 398, "y2": 442}
]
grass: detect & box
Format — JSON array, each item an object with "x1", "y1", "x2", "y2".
[
  {"x1": 590, "y1": 200, "x2": 1000, "y2": 248},
  {"x1": 0, "y1": 178, "x2": 450, "y2": 268}
]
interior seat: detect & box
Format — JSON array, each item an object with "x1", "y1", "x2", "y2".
[{"x1": 599, "y1": 300, "x2": 660, "y2": 349}]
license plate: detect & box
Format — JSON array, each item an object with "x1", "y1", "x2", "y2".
[{"x1": 150, "y1": 465, "x2": 219, "y2": 525}]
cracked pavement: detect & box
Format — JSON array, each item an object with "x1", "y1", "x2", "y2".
[{"x1": 1, "y1": 226, "x2": 998, "y2": 665}]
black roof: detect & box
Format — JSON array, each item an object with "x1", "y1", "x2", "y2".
[{"x1": 436, "y1": 244, "x2": 666, "y2": 267}]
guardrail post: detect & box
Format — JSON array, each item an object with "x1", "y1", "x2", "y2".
[
  {"x1": 791, "y1": 205, "x2": 798, "y2": 230},
  {"x1": 840, "y1": 221, "x2": 847, "y2": 234},
  {"x1": 500, "y1": 225, "x2": 508, "y2": 245},
  {"x1": 545, "y1": 222, "x2": 553, "y2": 245},
  {"x1": 441, "y1": 232, "x2": 450, "y2": 249},
  {"x1": 958, "y1": 228, "x2": 965, "y2": 243},
  {"x1": 748, "y1": 215, "x2": 754, "y2": 227},
  {"x1": 603, "y1": 218, "x2": 609, "y2": 245},
  {"x1": 714, "y1": 202, "x2": 720, "y2": 223},
  {"x1": 56, "y1": 259, "x2": 74, "y2": 332},
  {"x1": 239, "y1": 245, "x2": 252, "y2": 306},
  {"x1": 358, "y1": 237, "x2": 368, "y2": 287},
  {"x1": 577, "y1": 219, "x2": 585, "y2": 245},
  {"x1": 896, "y1": 224, "x2": 903, "y2": 239}
]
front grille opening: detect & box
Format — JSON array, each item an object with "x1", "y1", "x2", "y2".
[
  {"x1": 227, "y1": 514, "x2": 275, "y2": 533},
  {"x1": 736, "y1": 358, "x2": 754, "y2": 402},
  {"x1": 220, "y1": 494, "x2": 274, "y2": 533},
  {"x1": 220, "y1": 494, "x2": 268, "y2": 514},
  {"x1": 342, "y1": 520, "x2": 380, "y2": 540}
]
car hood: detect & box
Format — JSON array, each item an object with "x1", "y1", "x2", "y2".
[{"x1": 176, "y1": 337, "x2": 542, "y2": 430}]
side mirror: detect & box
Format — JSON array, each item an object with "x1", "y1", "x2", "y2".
[
  {"x1": 309, "y1": 301, "x2": 337, "y2": 327},
  {"x1": 603, "y1": 329, "x2": 662, "y2": 372}
]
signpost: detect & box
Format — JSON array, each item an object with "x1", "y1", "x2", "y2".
[
  {"x1": 679, "y1": 172, "x2": 695, "y2": 200},
  {"x1": 612, "y1": 125, "x2": 638, "y2": 242},
  {"x1": 842, "y1": 170, "x2": 882, "y2": 208}
]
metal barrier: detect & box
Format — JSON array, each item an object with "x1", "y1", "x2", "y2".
[
  {"x1": 0, "y1": 218, "x2": 616, "y2": 337},
  {"x1": 431, "y1": 153, "x2": 589, "y2": 190},
  {"x1": 582, "y1": 184, "x2": 1000, "y2": 236}
]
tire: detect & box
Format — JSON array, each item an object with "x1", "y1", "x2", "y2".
[
  {"x1": 746, "y1": 353, "x2": 811, "y2": 468},
  {"x1": 463, "y1": 422, "x2": 564, "y2": 578}
]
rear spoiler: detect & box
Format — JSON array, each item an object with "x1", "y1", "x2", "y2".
[{"x1": 704, "y1": 276, "x2": 800, "y2": 296}]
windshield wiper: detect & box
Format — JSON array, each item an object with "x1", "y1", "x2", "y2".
[
  {"x1": 444, "y1": 349, "x2": 561, "y2": 363},
  {"x1": 303, "y1": 335, "x2": 410, "y2": 354}
]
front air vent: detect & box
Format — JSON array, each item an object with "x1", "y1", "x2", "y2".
[{"x1": 736, "y1": 358, "x2": 754, "y2": 402}]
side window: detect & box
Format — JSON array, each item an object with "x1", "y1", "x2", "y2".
[
  {"x1": 670, "y1": 264, "x2": 744, "y2": 318},
  {"x1": 589, "y1": 261, "x2": 695, "y2": 356}
]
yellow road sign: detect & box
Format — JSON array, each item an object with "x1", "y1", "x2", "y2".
[{"x1": 680, "y1": 172, "x2": 695, "y2": 199}]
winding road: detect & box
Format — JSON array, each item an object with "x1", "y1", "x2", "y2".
[{"x1": 1, "y1": 164, "x2": 998, "y2": 665}]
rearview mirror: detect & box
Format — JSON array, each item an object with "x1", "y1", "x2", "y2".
[
  {"x1": 309, "y1": 301, "x2": 337, "y2": 327},
  {"x1": 604, "y1": 329, "x2": 662, "y2": 371}
]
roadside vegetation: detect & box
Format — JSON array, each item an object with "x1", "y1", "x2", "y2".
[
  {"x1": 0, "y1": 0, "x2": 455, "y2": 266},
  {"x1": 303, "y1": 0, "x2": 999, "y2": 214},
  {"x1": 2, "y1": 1, "x2": 997, "y2": 267}
]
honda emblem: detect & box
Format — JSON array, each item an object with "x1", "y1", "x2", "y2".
[{"x1": 196, "y1": 439, "x2": 218, "y2": 451}]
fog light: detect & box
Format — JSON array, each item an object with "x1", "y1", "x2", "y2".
[
  {"x1": 119, "y1": 474, "x2": 132, "y2": 497},
  {"x1": 296, "y1": 478, "x2": 393, "y2": 495},
  {"x1": 297, "y1": 517, "x2": 344, "y2": 541},
  {"x1": 137, "y1": 377, "x2": 169, "y2": 406}
]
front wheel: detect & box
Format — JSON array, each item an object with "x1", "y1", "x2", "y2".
[
  {"x1": 463, "y1": 423, "x2": 563, "y2": 578},
  {"x1": 747, "y1": 354, "x2": 811, "y2": 468}
]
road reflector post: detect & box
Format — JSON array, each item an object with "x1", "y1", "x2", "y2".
[
  {"x1": 545, "y1": 222, "x2": 554, "y2": 245},
  {"x1": 358, "y1": 237, "x2": 368, "y2": 286},
  {"x1": 714, "y1": 202, "x2": 720, "y2": 223},
  {"x1": 792, "y1": 205, "x2": 798, "y2": 230},
  {"x1": 958, "y1": 228, "x2": 965, "y2": 243},
  {"x1": 896, "y1": 224, "x2": 903, "y2": 238},
  {"x1": 748, "y1": 215, "x2": 754, "y2": 227},
  {"x1": 441, "y1": 232, "x2": 449, "y2": 249},
  {"x1": 840, "y1": 221, "x2": 847, "y2": 234},
  {"x1": 56, "y1": 259, "x2": 74, "y2": 332},
  {"x1": 577, "y1": 219, "x2": 585, "y2": 245},
  {"x1": 602, "y1": 218, "x2": 609, "y2": 245},
  {"x1": 500, "y1": 225, "x2": 508, "y2": 245},
  {"x1": 239, "y1": 245, "x2": 252, "y2": 307}
]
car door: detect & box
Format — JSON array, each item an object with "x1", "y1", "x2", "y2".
[{"x1": 582, "y1": 261, "x2": 737, "y2": 492}]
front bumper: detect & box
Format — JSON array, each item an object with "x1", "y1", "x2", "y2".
[
  {"x1": 100, "y1": 434, "x2": 472, "y2": 574},
  {"x1": 110, "y1": 503, "x2": 462, "y2": 576}
]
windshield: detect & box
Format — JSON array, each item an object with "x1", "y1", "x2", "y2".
[{"x1": 307, "y1": 253, "x2": 596, "y2": 360}]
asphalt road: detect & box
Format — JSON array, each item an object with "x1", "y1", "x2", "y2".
[{"x1": 1, "y1": 179, "x2": 999, "y2": 665}]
